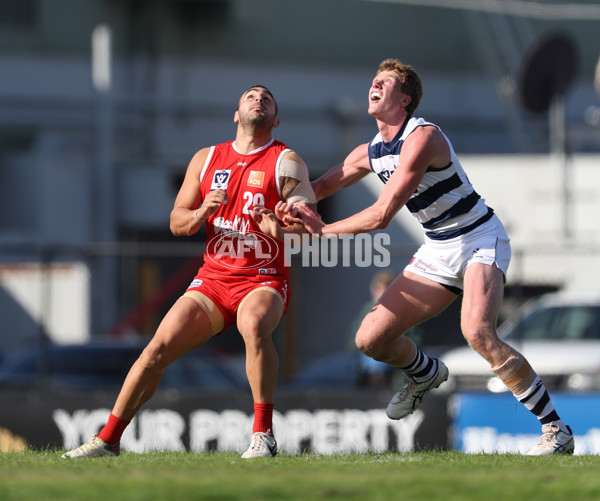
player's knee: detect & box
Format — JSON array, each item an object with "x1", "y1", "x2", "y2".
[
  {"x1": 138, "y1": 349, "x2": 167, "y2": 373},
  {"x1": 462, "y1": 323, "x2": 497, "y2": 355},
  {"x1": 355, "y1": 331, "x2": 381, "y2": 360},
  {"x1": 239, "y1": 316, "x2": 272, "y2": 345}
]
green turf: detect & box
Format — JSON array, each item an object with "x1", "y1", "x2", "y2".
[{"x1": 1, "y1": 450, "x2": 599, "y2": 501}]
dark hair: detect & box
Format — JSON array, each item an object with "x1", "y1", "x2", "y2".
[{"x1": 242, "y1": 85, "x2": 278, "y2": 114}]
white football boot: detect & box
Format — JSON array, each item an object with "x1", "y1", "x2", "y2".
[
  {"x1": 61, "y1": 436, "x2": 120, "y2": 458},
  {"x1": 526, "y1": 424, "x2": 575, "y2": 455},
  {"x1": 241, "y1": 431, "x2": 277, "y2": 459},
  {"x1": 386, "y1": 359, "x2": 449, "y2": 420}
]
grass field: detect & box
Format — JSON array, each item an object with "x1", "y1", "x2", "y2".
[{"x1": 1, "y1": 450, "x2": 599, "y2": 501}]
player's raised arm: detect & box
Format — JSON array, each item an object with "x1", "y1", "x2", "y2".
[
  {"x1": 275, "y1": 150, "x2": 320, "y2": 236},
  {"x1": 311, "y1": 143, "x2": 371, "y2": 202},
  {"x1": 277, "y1": 150, "x2": 316, "y2": 206},
  {"x1": 170, "y1": 148, "x2": 228, "y2": 236},
  {"x1": 307, "y1": 126, "x2": 440, "y2": 236}
]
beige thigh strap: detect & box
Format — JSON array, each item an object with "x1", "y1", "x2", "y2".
[
  {"x1": 238, "y1": 286, "x2": 284, "y2": 314},
  {"x1": 182, "y1": 290, "x2": 225, "y2": 335}
]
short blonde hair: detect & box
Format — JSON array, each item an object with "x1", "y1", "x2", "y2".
[{"x1": 377, "y1": 59, "x2": 423, "y2": 115}]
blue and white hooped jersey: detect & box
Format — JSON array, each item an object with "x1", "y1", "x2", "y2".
[{"x1": 368, "y1": 116, "x2": 494, "y2": 241}]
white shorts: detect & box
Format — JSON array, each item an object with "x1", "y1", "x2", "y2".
[{"x1": 405, "y1": 214, "x2": 511, "y2": 293}]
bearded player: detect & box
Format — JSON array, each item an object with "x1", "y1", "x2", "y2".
[{"x1": 62, "y1": 85, "x2": 316, "y2": 459}]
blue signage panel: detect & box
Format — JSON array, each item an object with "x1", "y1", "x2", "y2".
[{"x1": 452, "y1": 392, "x2": 600, "y2": 454}]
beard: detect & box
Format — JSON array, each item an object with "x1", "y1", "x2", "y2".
[{"x1": 239, "y1": 109, "x2": 275, "y2": 129}]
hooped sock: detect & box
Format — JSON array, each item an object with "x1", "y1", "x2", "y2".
[
  {"x1": 399, "y1": 347, "x2": 438, "y2": 384},
  {"x1": 515, "y1": 377, "x2": 567, "y2": 432}
]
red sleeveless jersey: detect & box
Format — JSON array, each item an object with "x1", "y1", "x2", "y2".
[{"x1": 198, "y1": 139, "x2": 290, "y2": 278}]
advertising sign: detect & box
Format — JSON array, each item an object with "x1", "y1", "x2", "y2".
[
  {"x1": 451, "y1": 392, "x2": 600, "y2": 454},
  {"x1": 0, "y1": 389, "x2": 449, "y2": 454}
]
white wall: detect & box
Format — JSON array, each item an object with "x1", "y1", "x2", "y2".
[{"x1": 427, "y1": 154, "x2": 600, "y2": 291}]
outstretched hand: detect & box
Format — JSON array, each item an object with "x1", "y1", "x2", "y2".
[
  {"x1": 251, "y1": 205, "x2": 284, "y2": 241},
  {"x1": 293, "y1": 203, "x2": 325, "y2": 235},
  {"x1": 274, "y1": 201, "x2": 302, "y2": 226},
  {"x1": 275, "y1": 201, "x2": 324, "y2": 235}
]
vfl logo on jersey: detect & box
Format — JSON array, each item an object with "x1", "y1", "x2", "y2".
[
  {"x1": 211, "y1": 170, "x2": 231, "y2": 190},
  {"x1": 247, "y1": 171, "x2": 265, "y2": 188}
]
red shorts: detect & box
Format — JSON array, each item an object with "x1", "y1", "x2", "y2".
[{"x1": 185, "y1": 270, "x2": 290, "y2": 333}]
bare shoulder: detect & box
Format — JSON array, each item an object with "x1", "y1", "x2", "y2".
[
  {"x1": 411, "y1": 124, "x2": 443, "y2": 142},
  {"x1": 405, "y1": 125, "x2": 450, "y2": 167},
  {"x1": 415, "y1": 125, "x2": 449, "y2": 149},
  {"x1": 190, "y1": 146, "x2": 211, "y2": 166},
  {"x1": 185, "y1": 147, "x2": 212, "y2": 176}
]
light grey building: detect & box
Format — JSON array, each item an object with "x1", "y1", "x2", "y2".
[{"x1": 1, "y1": 0, "x2": 599, "y2": 374}]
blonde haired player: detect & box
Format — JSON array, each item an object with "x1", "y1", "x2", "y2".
[{"x1": 292, "y1": 59, "x2": 574, "y2": 455}]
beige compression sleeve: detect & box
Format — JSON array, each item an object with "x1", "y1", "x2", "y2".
[
  {"x1": 278, "y1": 156, "x2": 317, "y2": 204},
  {"x1": 491, "y1": 351, "x2": 537, "y2": 395}
]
